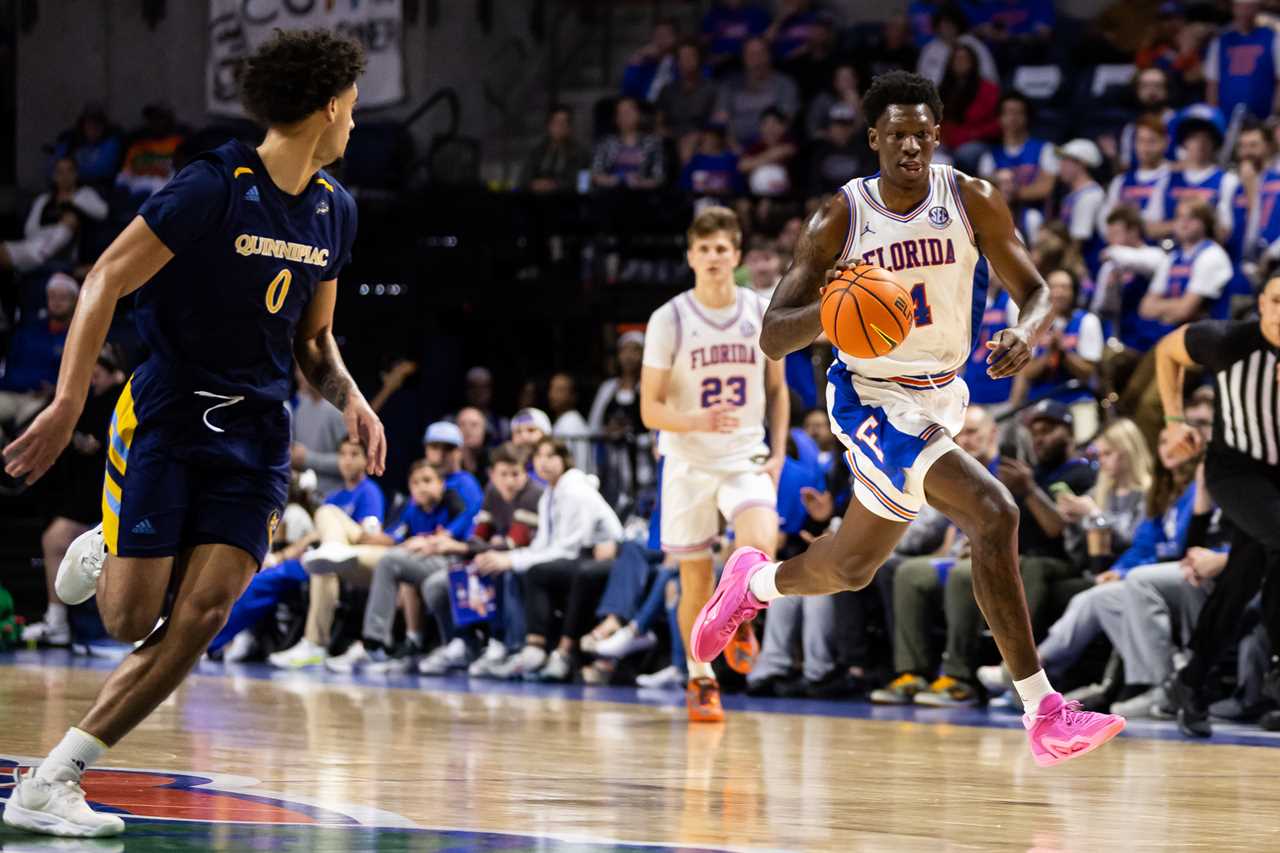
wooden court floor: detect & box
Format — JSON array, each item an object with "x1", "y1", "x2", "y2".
[{"x1": 2, "y1": 652, "x2": 1280, "y2": 852}]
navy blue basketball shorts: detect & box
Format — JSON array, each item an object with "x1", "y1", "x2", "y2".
[{"x1": 101, "y1": 376, "x2": 290, "y2": 565}]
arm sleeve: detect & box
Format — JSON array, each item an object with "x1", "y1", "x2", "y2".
[
  {"x1": 1217, "y1": 172, "x2": 1239, "y2": 236},
  {"x1": 23, "y1": 195, "x2": 46, "y2": 238},
  {"x1": 71, "y1": 187, "x2": 109, "y2": 221},
  {"x1": 510, "y1": 491, "x2": 593, "y2": 571},
  {"x1": 1039, "y1": 144, "x2": 1060, "y2": 176},
  {"x1": 1147, "y1": 253, "x2": 1173, "y2": 296},
  {"x1": 1075, "y1": 312, "x2": 1104, "y2": 361},
  {"x1": 446, "y1": 479, "x2": 484, "y2": 540},
  {"x1": 1184, "y1": 319, "x2": 1255, "y2": 371},
  {"x1": 1187, "y1": 246, "x2": 1232, "y2": 299},
  {"x1": 1069, "y1": 189, "x2": 1104, "y2": 241},
  {"x1": 1204, "y1": 36, "x2": 1220, "y2": 82},
  {"x1": 356, "y1": 484, "x2": 385, "y2": 529},
  {"x1": 642, "y1": 303, "x2": 678, "y2": 369},
  {"x1": 138, "y1": 159, "x2": 229, "y2": 254}
]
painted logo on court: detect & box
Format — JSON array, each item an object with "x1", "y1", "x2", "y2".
[
  {"x1": 927, "y1": 206, "x2": 951, "y2": 229},
  {"x1": 0, "y1": 758, "x2": 416, "y2": 828}
]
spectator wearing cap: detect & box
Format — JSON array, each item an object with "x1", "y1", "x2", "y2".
[
  {"x1": 1149, "y1": 106, "x2": 1236, "y2": 242},
  {"x1": 657, "y1": 39, "x2": 719, "y2": 165},
  {"x1": 424, "y1": 420, "x2": 486, "y2": 527},
  {"x1": 0, "y1": 158, "x2": 108, "y2": 274},
  {"x1": 713, "y1": 36, "x2": 800, "y2": 147},
  {"x1": 910, "y1": 401, "x2": 1096, "y2": 706},
  {"x1": 977, "y1": 92, "x2": 1059, "y2": 207},
  {"x1": 679, "y1": 123, "x2": 743, "y2": 199},
  {"x1": 936, "y1": 42, "x2": 1000, "y2": 172},
  {"x1": 915, "y1": 5, "x2": 998, "y2": 87},
  {"x1": 0, "y1": 274, "x2": 79, "y2": 434},
  {"x1": 1055, "y1": 139, "x2": 1106, "y2": 274},
  {"x1": 591, "y1": 97, "x2": 666, "y2": 191},
  {"x1": 51, "y1": 103, "x2": 123, "y2": 189},
  {"x1": 1205, "y1": 0, "x2": 1280, "y2": 122},
  {"x1": 291, "y1": 365, "x2": 349, "y2": 497},
  {"x1": 806, "y1": 103, "x2": 872, "y2": 199},
  {"x1": 700, "y1": 0, "x2": 771, "y2": 71},
  {"x1": 589, "y1": 332, "x2": 653, "y2": 508},
  {"x1": 511, "y1": 407, "x2": 553, "y2": 485},
  {"x1": 465, "y1": 366, "x2": 508, "y2": 441},
  {"x1": 522, "y1": 105, "x2": 590, "y2": 194}
]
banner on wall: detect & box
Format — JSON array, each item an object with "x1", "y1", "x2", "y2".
[{"x1": 206, "y1": 0, "x2": 404, "y2": 117}]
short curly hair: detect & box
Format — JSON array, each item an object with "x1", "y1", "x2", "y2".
[
  {"x1": 862, "y1": 71, "x2": 944, "y2": 127},
  {"x1": 239, "y1": 29, "x2": 366, "y2": 126}
]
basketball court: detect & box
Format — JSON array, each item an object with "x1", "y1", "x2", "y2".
[{"x1": 2, "y1": 650, "x2": 1278, "y2": 852}]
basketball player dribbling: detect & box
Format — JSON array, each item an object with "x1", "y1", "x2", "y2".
[
  {"x1": 640, "y1": 206, "x2": 789, "y2": 722},
  {"x1": 691, "y1": 72, "x2": 1126, "y2": 764},
  {"x1": 2, "y1": 31, "x2": 383, "y2": 836}
]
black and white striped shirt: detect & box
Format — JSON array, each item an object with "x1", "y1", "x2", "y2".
[{"x1": 1185, "y1": 319, "x2": 1280, "y2": 466}]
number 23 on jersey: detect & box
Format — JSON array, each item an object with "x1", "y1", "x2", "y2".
[{"x1": 700, "y1": 376, "x2": 746, "y2": 407}]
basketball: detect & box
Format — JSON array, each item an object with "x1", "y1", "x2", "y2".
[{"x1": 821, "y1": 264, "x2": 915, "y2": 359}]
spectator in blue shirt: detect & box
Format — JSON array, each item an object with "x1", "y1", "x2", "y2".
[
  {"x1": 680, "y1": 123, "x2": 742, "y2": 199},
  {"x1": 1205, "y1": 1, "x2": 1280, "y2": 121},
  {"x1": 621, "y1": 19, "x2": 680, "y2": 103},
  {"x1": 422, "y1": 420, "x2": 486, "y2": 536},
  {"x1": 51, "y1": 103, "x2": 123, "y2": 190},
  {"x1": 700, "y1": 0, "x2": 771, "y2": 72},
  {"x1": 0, "y1": 274, "x2": 77, "y2": 434}
]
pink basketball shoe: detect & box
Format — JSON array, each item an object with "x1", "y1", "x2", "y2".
[
  {"x1": 689, "y1": 547, "x2": 770, "y2": 664},
  {"x1": 1024, "y1": 691, "x2": 1126, "y2": 767}
]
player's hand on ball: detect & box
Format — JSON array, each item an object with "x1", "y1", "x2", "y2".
[
  {"x1": 344, "y1": 396, "x2": 387, "y2": 476},
  {"x1": 695, "y1": 402, "x2": 740, "y2": 433},
  {"x1": 3, "y1": 397, "x2": 78, "y2": 484},
  {"x1": 985, "y1": 327, "x2": 1033, "y2": 378}
]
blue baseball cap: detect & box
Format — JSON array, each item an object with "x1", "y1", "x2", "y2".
[
  {"x1": 1027, "y1": 400, "x2": 1073, "y2": 428},
  {"x1": 423, "y1": 421, "x2": 463, "y2": 447}
]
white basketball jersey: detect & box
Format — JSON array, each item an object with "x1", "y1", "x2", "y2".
[
  {"x1": 652, "y1": 288, "x2": 769, "y2": 468},
  {"x1": 836, "y1": 164, "x2": 986, "y2": 380}
]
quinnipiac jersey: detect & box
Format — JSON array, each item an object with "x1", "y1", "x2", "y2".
[
  {"x1": 650, "y1": 288, "x2": 770, "y2": 469},
  {"x1": 134, "y1": 139, "x2": 357, "y2": 411},
  {"x1": 835, "y1": 164, "x2": 988, "y2": 383}
]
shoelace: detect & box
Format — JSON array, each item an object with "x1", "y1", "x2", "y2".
[
  {"x1": 1049, "y1": 699, "x2": 1093, "y2": 727},
  {"x1": 715, "y1": 602, "x2": 763, "y2": 644}
]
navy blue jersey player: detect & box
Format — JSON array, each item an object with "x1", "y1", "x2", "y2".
[{"x1": 1, "y1": 31, "x2": 383, "y2": 839}]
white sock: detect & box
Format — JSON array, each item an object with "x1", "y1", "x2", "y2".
[
  {"x1": 44, "y1": 602, "x2": 68, "y2": 627},
  {"x1": 406, "y1": 630, "x2": 423, "y2": 646},
  {"x1": 1013, "y1": 669, "x2": 1055, "y2": 716},
  {"x1": 747, "y1": 562, "x2": 782, "y2": 602},
  {"x1": 687, "y1": 658, "x2": 715, "y2": 680},
  {"x1": 36, "y1": 727, "x2": 106, "y2": 783}
]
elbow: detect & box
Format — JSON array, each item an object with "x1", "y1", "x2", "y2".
[{"x1": 759, "y1": 326, "x2": 785, "y2": 361}]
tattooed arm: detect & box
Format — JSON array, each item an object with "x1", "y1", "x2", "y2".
[
  {"x1": 760, "y1": 192, "x2": 852, "y2": 360},
  {"x1": 294, "y1": 279, "x2": 387, "y2": 475},
  {"x1": 958, "y1": 173, "x2": 1053, "y2": 379}
]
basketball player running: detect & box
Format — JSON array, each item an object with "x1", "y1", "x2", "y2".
[
  {"x1": 640, "y1": 206, "x2": 789, "y2": 722},
  {"x1": 1, "y1": 31, "x2": 382, "y2": 837},
  {"x1": 690, "y1": 72, "x2": 1125, "y2": 764}
]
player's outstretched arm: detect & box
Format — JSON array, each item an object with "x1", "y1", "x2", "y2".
[
  {"x1": 957, "y1": 173, "x2": 1053, "y2": 379},
  {"x1": 3, "y1": 217, "x2": 173, "y2": 482},
  {"x1": 760, "y1": 191, "x2": 851, "y2": 361},
  {"x1": 294, "y1": 279, "x2": 386, "y2": 476}
]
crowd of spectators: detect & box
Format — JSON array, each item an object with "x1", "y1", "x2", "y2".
[{"x1": 10, "y1": 0, "x2": 1280, "y2": 736}]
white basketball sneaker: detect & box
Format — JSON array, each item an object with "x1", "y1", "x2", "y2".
[
  {"x1": 2, "y1": 767, "x2": 125, "y2": 837},
  {"x1": 54, "y1": 524, "x2": 106, "y2": 606}
]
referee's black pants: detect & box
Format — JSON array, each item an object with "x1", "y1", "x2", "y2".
[{"x1": 1182, "y1": 453, "x2": 1280, "y2": 688}]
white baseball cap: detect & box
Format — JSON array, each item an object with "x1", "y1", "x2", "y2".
[{"x1": 1058, "y1": 139, "x2": 1102, "y2": 169}]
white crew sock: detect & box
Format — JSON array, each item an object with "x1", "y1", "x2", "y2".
[
  {"x1": 747, "y1": 562, "x2": 782, "y2": 602},
  {"x1": 36, "y1": 727, "x2": 107, "y2": 783},
  {"x1": 406, "y1": 630, "x2": 423, "y2": 647},
  {"x1": 1013, "y1": 669, "x2": 1055, "y2": 716},
  {"x1": 687, "y1": 658, "x2": 715, "y2": 680},
  {"x1": 44, "y1": 602, "x2": 68, "y2": 627}
]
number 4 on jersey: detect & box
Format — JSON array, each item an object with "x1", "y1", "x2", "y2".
[{"x1": 909, "y1": 282, "x2": 933, "y2": 327}]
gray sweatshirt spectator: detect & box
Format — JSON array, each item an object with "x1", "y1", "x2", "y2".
[
  {"x1": 714, "y1": 36, "x2": 799, "y2": 145},
  {"x1": 291, "y1": 371, "x2": 348, "y2": 496}
]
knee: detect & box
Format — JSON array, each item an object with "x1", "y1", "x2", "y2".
[
  {"x1": 177, "y1": 592, "x2": 239, "y2": 643},
  {"x1": 102, "y1": 608, "x2": 160, "y2": 644},
  {"x1": 834, "y1": 553, "x2": 880, "y2": 591}
]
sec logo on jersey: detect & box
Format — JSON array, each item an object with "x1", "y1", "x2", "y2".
[{"x1": 927, "y1": 206, "x2": 951, "y2": 229}]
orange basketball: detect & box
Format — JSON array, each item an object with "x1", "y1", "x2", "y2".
[{"x1": 820, "y1": 264, "x2": 915, "y2": 359}]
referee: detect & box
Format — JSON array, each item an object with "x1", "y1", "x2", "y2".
[{"x1": 1154, "y1": 276, "x2": 1280, "y2": 737}]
